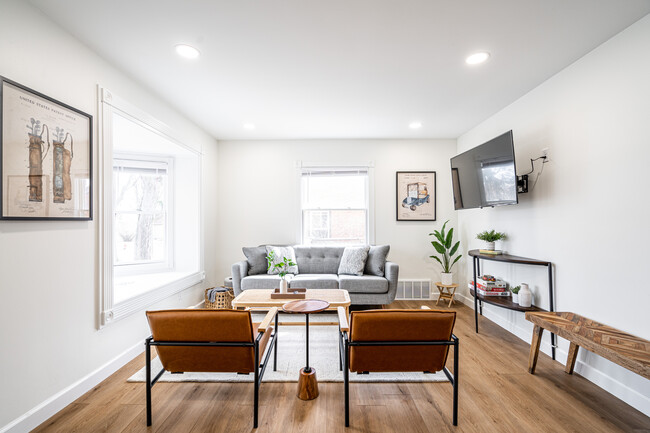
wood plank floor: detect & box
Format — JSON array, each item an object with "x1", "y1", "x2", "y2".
[{"x1": 33, "y1": 301, "x2": 650, "y2": 432}]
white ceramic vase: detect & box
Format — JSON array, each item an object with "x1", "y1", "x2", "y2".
[
  {"x1": 518, "y1": 283, "x2": 532, "y2": 307},
  {"x1": 441, "y1": 272, "x2": 453, "y2": 285},
  {"x1": 279, "y1": 278, "x2": 288, "y2": 294},
  {"x1": 512, "y1": 293, "x2": 519, "y2": 304},
  {"x1": 485, "y1": 241, "x2": 495, "y2": 251}
]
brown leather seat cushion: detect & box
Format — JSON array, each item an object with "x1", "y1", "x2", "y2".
[
  {"x1": 147, "y1": 309, "x2": 272, "y2": 374},
  {"x1": 349, "y1": 309, "x2": 456, "y2": 373}
]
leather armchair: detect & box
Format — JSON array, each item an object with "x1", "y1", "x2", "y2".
[
  {"x1": 337, "y1": 306, "x2": 459, "y2": 426},
  {"x1": 145, "y1": 308, "x2": 278, "y2": 428}
]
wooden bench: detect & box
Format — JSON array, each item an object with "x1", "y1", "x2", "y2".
[{"x1": 525, "y1": 311, "x2": 650, "y2": 379}]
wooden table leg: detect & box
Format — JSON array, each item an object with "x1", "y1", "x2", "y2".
[
  {"x1": 528, "y1": 325, "x2": 544, "y2": 374},
  {"x1": 565, "y1": 342, "x2": 579, "y2": 374},
  {"x1": 436, "y1": 287, "x2": 442, "y2": 305},
  {"x1": 447, "y1": 287, "x2": 456, "y2": 307}
]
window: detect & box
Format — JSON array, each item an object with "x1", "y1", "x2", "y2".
[
  {"x1": 99, "y1": 88, "x2": 203, "y2": 326},
  {"x1": 113, "y1": 156, "x2": 171, "y2": 270},
  {"x1": 300, "y1": 166, "x2": 372, "y2": 245}
]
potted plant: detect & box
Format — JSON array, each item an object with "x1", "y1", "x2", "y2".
[
  {"x1": 429, "y1": 220, "x2": 462, "y2": 285},
  {"x1": 511, "y1": 285, "x2": 521, "y2": 303},
  {"x1": 266, "y1": 250, "x2": 296, "y2": 293},
  {"x1": 476, "y1": 230, "x2": 507, "y2": 251}
]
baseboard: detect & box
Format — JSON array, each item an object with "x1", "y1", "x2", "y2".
[
  {"x1": 0, "y1": 341, "x2": 144, "y2": 433},
  {"x1": 456, "y1": 293, "x2": 650, "y2": 416}
]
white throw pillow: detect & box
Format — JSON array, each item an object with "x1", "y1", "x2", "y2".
[
  {"x1": 337, "y1": 246, "x2": 370, "y2": 276},
  {"x1": 266, "y1": 246, "x2": 299, "y2": 275}
]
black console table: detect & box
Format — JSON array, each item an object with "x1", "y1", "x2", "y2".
[{"x1": 469, "y1": 250, "x2": 556, "y2": 360}]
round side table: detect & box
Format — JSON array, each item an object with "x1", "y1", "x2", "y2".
[{"x1": 282, "y1": 299, "x2": 330, "y2": 400}]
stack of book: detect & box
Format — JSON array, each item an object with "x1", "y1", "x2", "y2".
[
  {"x1": 469, "y1": 275, "x2": 510, "y2": 297},
  {"x1": 479, "y1": 249, "x2": 504, "y2": 255}
]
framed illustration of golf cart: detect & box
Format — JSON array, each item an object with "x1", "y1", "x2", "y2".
[
  {"x1": 0, "y1": 76, "x2": 92, "y2": 220},
  {"x1": 396, "y1": 171, "x2": 436, "y2": 221}
]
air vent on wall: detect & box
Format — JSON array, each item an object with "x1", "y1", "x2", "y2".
[{"x1": 396, "y1": 279, "x2": 432, "y2": 300}]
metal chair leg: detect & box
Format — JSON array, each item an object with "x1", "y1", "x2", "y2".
[
  {"x1": 453, "y1": 337, "x2": 459, "y2": 426},
  {"x1": 344, "y1": 339, "x2": 350, "y2": 427},
  {"x1": 254, "y1": 340, "x2": 259, "y2": 428},
  {"x1": 273, "y1": 312, "x2": 278, "y2": 372},
  {"x1": 145, "y1": 338, "x2": 152, "y2": 427}
]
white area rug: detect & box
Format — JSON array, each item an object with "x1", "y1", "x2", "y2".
[{"x1": 128, "y1": 314, "x2": 448, "y2": 383}]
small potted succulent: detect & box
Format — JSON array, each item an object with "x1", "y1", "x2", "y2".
[
  {"x1": 476, "y1": 230, "x2": 507, "y2": 251},
  {"x1": 511, "y1": 285, "x2": 521, "y2": 303},
  {"x1": 266, "y1": 250, "x2": 296, "y2": 293},
  {"x1": 429, "y1": 220, "x2": 462, "y2": 285}
]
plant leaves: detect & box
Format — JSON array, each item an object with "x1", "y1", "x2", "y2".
[
  {"x1": 445, "y1": 228, "x2": 453, "y2": 249},
  {"x1": 431, "y1": 241, "x2": 446, "y2": 255},
  {"x1": 429, "y1": 255, "x2": 443, "y2": 265},
  {"x1": 449, "y1": 241, "x2": 460, "y2": 256}
]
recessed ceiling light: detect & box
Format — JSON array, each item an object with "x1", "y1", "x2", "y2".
[
  {"x1": 409, "y1": 122, "x2": 422, "y2": 129},
  {"x1": 175, "y1": 44, "x2": 200, "y2": 59},
  {"x1": 466, "y1": 52, "x2": 490, "y2": 65},
  {"x1": 243, "y1": 123, "x2": 256, "y2": 130}
]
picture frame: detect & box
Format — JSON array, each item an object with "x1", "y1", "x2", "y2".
[
  {"x1": 396, "y1": 171, "x2": 436, "y2": 221},
  {"x1": 0, "y1": 76, "x2": 92, "y2": 220}
]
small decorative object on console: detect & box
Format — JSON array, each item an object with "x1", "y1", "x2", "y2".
[
  {"x1": 511, "y1": 285, "x2": 521, "y2": 303},
  {"x1": 518, "y1": 283, "x2": 532, "y2": 307},
  {"x1": 476, "y1": 230, "x2": 507, "y2": 251}
]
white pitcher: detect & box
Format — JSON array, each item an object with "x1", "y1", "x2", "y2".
[{"x1": 518, "y1": 283, "x2": 532, "y2": 307}]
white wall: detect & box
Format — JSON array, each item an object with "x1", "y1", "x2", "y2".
[
  {"x1": 456, "y1": 15, "x2": 650, "y2": 415},
  {"x1": 0, "y1": 1, "x2": 219, "y2": 431},
  {"x1": 216, "y1": 139, "x2": 457, "y2": 283}
]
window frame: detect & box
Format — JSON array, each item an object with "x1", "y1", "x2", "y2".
[
  {"x1": 98, "y1": 88, "x2": 204, "y2": 328},
  {"x1": 297, "y1": 161, "x2": 375, "y2": 246}
]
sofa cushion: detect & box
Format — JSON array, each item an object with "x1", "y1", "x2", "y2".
[
  {"x1": 294, "y1": 246, "x2": 345, "y2": 274},
  {"x1": 266, "y1": 246, "x2": 299, "y2": 275},
  {"x1": 339, "y1": 275, "x2": 388, "y2": 294},
  {"x1": 241, "y1": 275, "x2": 283, "y2": 290},
  {"x1": 365, "y1": 245, "x2": 390, "y2": 277},
  {"x1": 290, "y1": 274, "x2": 339, "y2": 290},
  {"x1": 242, "y1": 246, "x2": 268, "y2": 275},
  {"x1": 338, "y1": 246, "x2": 370, "y2": 276}
]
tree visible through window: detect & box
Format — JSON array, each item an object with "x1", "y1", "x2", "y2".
[
  {"x1": 113, "y1": 158, "x2": 170, "y2": 267},
  {"x1": 301, "y1": 168, "x2": 369, "y2": 245}
]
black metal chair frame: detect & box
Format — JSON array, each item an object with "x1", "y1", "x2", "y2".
[
  {"x1": 338, "y1": 327, "x2": 459, "y2": 427},
  {"x1": 145, "y1": 312, "x2": 279, "y2": 429}
]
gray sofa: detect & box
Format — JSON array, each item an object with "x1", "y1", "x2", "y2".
[{"x1": 231, "y1": 246, "x2": 399, "y2": 305}]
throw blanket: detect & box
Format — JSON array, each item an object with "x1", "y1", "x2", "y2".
[{"x1": 206, "y1": 287, "x2": 227, "y2": 303}]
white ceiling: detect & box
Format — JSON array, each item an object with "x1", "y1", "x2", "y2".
[{"x1": 29, "y1": 0, "x2": 650, "y2": 140}]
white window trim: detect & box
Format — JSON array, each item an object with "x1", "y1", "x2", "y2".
[
  {"x1": 98, "y1": 87, "x2": 204, "y2": 328},
  {"x1": 112, "y1": 154, "x2": 174, "y2": 275},
  {"x1": 295, "y1": 160, "x2": 375, "y2": 245}
]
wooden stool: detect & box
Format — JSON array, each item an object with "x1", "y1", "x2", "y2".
[{"x1": 435, "y1": 282, "x2": 459, "y2": 307}]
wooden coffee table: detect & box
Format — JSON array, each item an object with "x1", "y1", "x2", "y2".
[
  {"x1": 283, "y1": 299, "x2": 330, "y2": 400},
  {"x1": 231, "y1": 289, "x2": 351, "y2": 325}
]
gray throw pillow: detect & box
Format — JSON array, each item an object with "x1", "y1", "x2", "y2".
[
  {"x1": 242, "y1": 246, "x2": 268, "y2": 275},
  {"x1": 266, "y1": 246, "x2": 299, "y2": 275},
  {"x1": 338, "y1": 246, "x2": 370, "y2": 276},
  {"x1": 365, "y1": 245, "x2": 390, "y2": 276}
]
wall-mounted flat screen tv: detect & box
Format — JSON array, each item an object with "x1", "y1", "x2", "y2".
[{"x1": 450, "y1": 130, "x2": 518, "y2": 210}]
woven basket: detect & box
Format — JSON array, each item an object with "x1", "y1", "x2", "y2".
[{"x1": 204, "y1": 287, "x2": 235, "y2": 309}]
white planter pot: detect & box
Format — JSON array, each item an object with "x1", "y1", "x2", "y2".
[
  {"x1": 484, "y1": 241, "x2": 495, "y2": 251},
  {"x1": 279, "y1": 278, "x2": 288, "y2": 294},
  {"x1": 512, "y1": 293, "x2": 519, "y2": 304},
  {"x1": 441, "y1": 272, "x2": 453, "y2": 285},
  {"x1": 518, "y1": 283, "x2": 532, "y2": 307}
]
